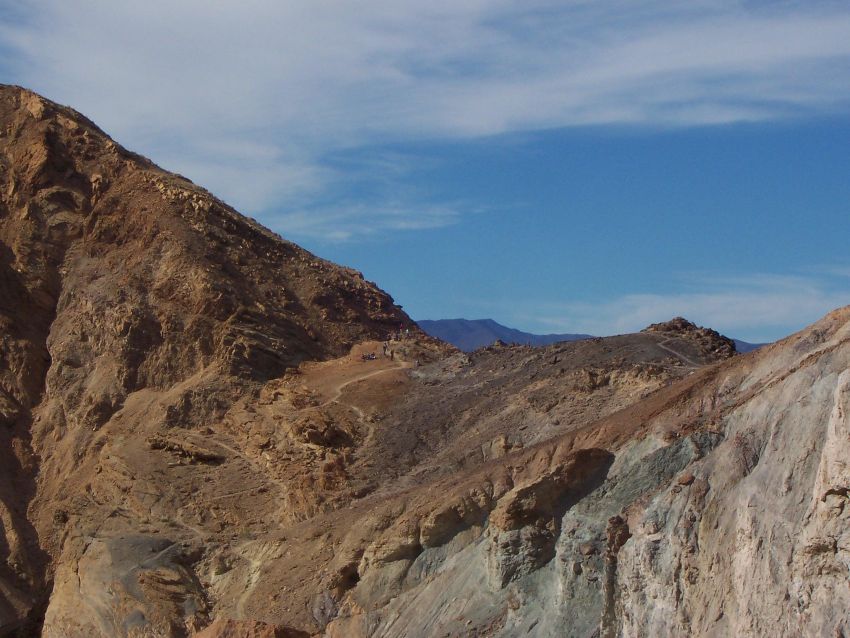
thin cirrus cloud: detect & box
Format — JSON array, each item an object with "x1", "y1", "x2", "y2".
[
  {"x1": 271, "y1": 204, "x2": 464, "y2": 243},
  {"x1": 1, "y1": 1, "x2": 850, "y2": 238},
  {"x1": 521, "y1": 273, "x2": 850, "y2": 342}
]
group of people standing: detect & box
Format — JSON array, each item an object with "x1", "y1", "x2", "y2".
[
  {"x1": 361, "y1": 325, "x2": 420, "y2": 366},
  {"x1": 382, "y1": 324, "x2": 412, "y2": 360},
  {"x1": 388, "y1": 326, "x2": 411, "y2": 342}
]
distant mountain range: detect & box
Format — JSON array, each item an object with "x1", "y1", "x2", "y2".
[
  {"x1": 732, "y1": 338, "x2": 766, "y2": 353},
  {"x1": 417, "y1": 318, "x2": 593, "y2": 351},
  {"x1": 417, "y1": 318, "x2": 767, "y2": 353}
]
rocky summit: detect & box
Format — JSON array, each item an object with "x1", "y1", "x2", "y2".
[{"x1": 0, "y1": 86, "x2": 848, "y2": 637}]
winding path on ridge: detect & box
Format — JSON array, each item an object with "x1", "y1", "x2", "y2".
[
  {"x1": 654, "y1": 336, "x2": 702, "y2": 368},
  {"x1": 183, "y1": 350, "x2": 408, "y2": 490},
  {"x1": 231, "y1": 351, "x2": 409, "y2": 619},
  {"x1": 316, "y1": 359, "x2": 409, "y2": 413}
]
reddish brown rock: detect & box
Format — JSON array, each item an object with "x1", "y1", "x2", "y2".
[{"x1": 1, "y1": 85, "x2": 848, "y2": 638}]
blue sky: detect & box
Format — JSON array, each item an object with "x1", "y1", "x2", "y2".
[{"x1": 2, "y1": 1, "x2": 850, "y2": 341}]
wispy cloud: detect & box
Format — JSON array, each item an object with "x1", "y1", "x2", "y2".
[
  {"x1": 513, "y1": 271, "x2": 850, "y2": 341},
  {"x1": 2, "y1": 1, "x2": 850, "y2": 238},
  {"x1": 271, "y1": 203, "x2": 464, "y2": 242}
]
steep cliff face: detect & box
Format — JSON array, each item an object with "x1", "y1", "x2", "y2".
[
  {"x1": 0, "y1": 86, "x2": 847, "y2": 638},
  {"x1": 616, "y1": 310, "x2": 850, "y2": 637}
]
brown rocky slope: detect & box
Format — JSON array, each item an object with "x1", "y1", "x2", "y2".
[
  {"x1": 0, "y1": 86, "x2": 848, "y2": 637},
  {"x1": 0, "y1": 84, "x2": 417, "y2": 635}
]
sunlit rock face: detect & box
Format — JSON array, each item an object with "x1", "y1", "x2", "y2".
[{"x1": 1, "y1": 86, "x2": 848, "y2": 638}]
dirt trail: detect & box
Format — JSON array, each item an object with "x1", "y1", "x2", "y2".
[
  {"x1": 655, "y1": 337, "x2": 702, "y2": 368},
  {"x1": 318, "y1": 361, "x2": 409, "y2": 411},
  {"x1": 300, "y1": 340, "x2": 411, "y2": 412}
]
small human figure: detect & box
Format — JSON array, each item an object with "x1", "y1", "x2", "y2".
[{"x1": 390, "y1": 350, "x2": 394, "y2": 361}]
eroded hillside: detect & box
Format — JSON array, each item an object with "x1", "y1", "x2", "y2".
[
  {"x1": 0, "y1": 84, "x2": 415, "y2": 635},
  {"x1": 0, "y1": 86, "x2": 848, "y2": 638}
]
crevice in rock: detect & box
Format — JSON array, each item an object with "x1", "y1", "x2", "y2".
[{"x1": 599, "y1": 514, "x2": 631, "y2": 638}]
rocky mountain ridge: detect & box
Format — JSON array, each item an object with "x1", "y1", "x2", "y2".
[
  {"x1": 418, "y1": 317, "x2": 766, "y2": 354},
  {"x1": 0, "y1": 86, "x2": 847, "y2": 637},
  {"x1": 0, "y1": 84, "x2": 417, "y2": 635}
]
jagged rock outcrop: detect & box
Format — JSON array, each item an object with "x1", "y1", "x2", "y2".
[{"x1": 643, "y1": 316, "x2": 737, "y2": 359}]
